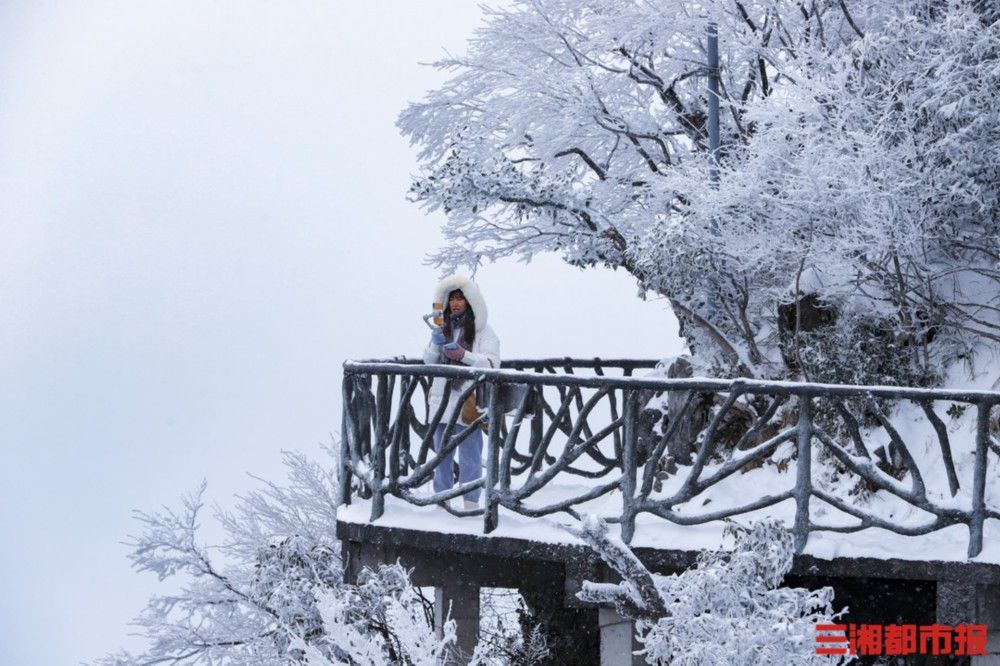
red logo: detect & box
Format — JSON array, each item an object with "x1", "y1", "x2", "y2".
[{"x1": 815, "y1": 623, "x2": 987, "y2": 656}]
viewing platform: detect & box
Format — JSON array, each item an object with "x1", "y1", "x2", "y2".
[{"x1": 337, "y1": 358, "x2": 1000, "y2": 664}]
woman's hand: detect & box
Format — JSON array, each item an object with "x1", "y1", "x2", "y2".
[{"x1": 442, "y1": 342, "x2": 465, "y2": 361}]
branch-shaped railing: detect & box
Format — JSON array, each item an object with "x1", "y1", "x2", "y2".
[{"x1": 340, "y1": 358, "x2": 1000, "y2": 558}]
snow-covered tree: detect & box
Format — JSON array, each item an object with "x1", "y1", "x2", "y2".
[
  {"x1": 297, "y1": 565, "x2": 456, "y2": 666},
  {"x1": 97, "y1": 450, "x2": 454, "y2": 665},
  {"x1": 473, "y1": 590, "x2": 552, "y2": 665},
  {"x1": 572, "y1": 516, "x2": 852, "y2": 665},
  {"x1": 400, "y1": 0, "x2": 1000, "y2": 383}
]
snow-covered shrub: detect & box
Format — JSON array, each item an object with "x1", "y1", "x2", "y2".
[
  {"x1": 98, "y1": 448, "x2": 452, "y2": 665},
  {"x1": 299, "y1": 564, "x2": 456, "y2": 666},
  {"x1": 572, "y1": 517, "x2": 852, "y2": 665},
  {"x1": 795, "y1": 313, "x2": 934, "y2": 390},
  {"x1": 472, "y1": 589, "x2": 551, "y2": 665}
]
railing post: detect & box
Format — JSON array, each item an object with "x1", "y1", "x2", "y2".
[
  {"x1": 621, "y1": 389, "x2": 638, "y2": 544},
  {"x1": 398, "y1": 384, "x2": 412, "y2": 476},
  {"x1": 969, "y1": 401, "x2": 992, "y2": 557},
  {"x1": 529, "y1": 388, "x2": 544, "y2": 462},
  {"x1": 794, "y1": 395, "x2": 813, "y2": 553},
  {"x1": 369, "y1": 375, "x2": 388, "y2": 522},
  {"x1": 339, "y1": 375, "x2": 353, "y2": 507},
  {"x1": 387, "y1": 377, "x2": 404, "y2": 490},
  {"x1": 484, "y1": 380, "x2": 503, "y2": 533}
]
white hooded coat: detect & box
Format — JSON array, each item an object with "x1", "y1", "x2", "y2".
[{"x1": 422, "y1": 276, "x2": 500, "y2": 425}]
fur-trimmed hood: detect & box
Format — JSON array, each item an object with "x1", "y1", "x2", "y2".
[{"x1": 433, "y1": 275, "x2": 488, "y2": 332}]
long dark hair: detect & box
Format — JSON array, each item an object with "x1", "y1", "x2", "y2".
[{"x1": 443, "y1": 289, "x2": 476, "y2": 347}]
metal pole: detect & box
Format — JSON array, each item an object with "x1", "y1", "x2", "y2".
[
  {"x1": 707, "y1": 21, "x2": 721, "y2": 185},
  {"x1": 705, "y1": 21, "x2": 722, "y2": 319}
]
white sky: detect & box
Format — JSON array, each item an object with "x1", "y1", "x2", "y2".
[{"x1": 0, "y1": 2, "x2": 683, "y2": 663}]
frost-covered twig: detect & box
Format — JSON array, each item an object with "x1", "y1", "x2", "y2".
[{"x1": 571, "y1": 517, "x2": 853, "y2": 665}]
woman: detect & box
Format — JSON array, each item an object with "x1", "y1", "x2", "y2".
[{"x1": 422, "y1": 276, "x2": 500, "y2": 510}]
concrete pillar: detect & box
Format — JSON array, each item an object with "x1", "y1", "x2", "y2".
[
  {"x1": 599, "y1": 607, "x2": 644, "y2": 666},
  {"x1": 435, "y1": 584, "x2": 480, "y2": 665},
  {"x1": 937, "y1": 582, "x2": 1000, "y2": 664},
  {"x1": 974, "y1": 584, "x2": 1000, "y2": 666}
]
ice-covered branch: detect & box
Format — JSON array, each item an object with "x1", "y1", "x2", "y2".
[{"x1": 572, "y1": 517, "x2": 852, "y2": 665}]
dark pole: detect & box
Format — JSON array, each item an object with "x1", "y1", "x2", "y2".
[
  {"x1": 705, "y1": 20, "x2": 722, "y2": 319},
  {"x1": 707, "y1": 21, "x2": 721, "y2": 185}
]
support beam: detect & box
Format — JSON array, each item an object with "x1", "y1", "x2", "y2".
[
  {"x1": 982, "y1": 584, "x2": 1000, "y2": 665},
  {"x1": 598, "y1": 607, "x2": 644, "y2": 666},
  {"x1": 340, "y1": 523, "x2": 1000, "y2": 665},
  {"x1": 435, "y1": 584, "x2": 480, "y2": 665},
  {"x1": 937, "y1": 582, "x2": 1000, "y2": 664}
]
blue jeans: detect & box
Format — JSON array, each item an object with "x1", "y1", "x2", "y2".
[{"x1": 432, "y1": 423, "x2": 482, "y2": 502}]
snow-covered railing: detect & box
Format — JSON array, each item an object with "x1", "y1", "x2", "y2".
[{"x1": 339, "y1": 359, "x2": 1000, "y2": 558}]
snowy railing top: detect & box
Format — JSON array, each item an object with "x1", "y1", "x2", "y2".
[{"x1": 340, "y1": 358, "x2": 1000, "y2": 558}]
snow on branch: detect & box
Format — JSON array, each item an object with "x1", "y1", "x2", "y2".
[
  {"x1": 572, "y1": 516, "x2": 853, "y2": 665},
  {"x1": 569, "y1": 515, "x2": 667, "y2": 620},
  {"x1": 401, "y1": 0, "x2": 1000, "y2": 384},
  {"x1": 99, "y1": 450, "x2": 454, "y2": 665}
]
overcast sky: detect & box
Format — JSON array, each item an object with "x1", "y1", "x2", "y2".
[{"x1": 0, "y1": 3, "x2": 683, "y2": 663}]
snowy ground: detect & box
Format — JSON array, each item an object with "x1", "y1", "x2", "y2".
[{"x1": 338, "y1": 484, "x2": 1000, "y2": 566}]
